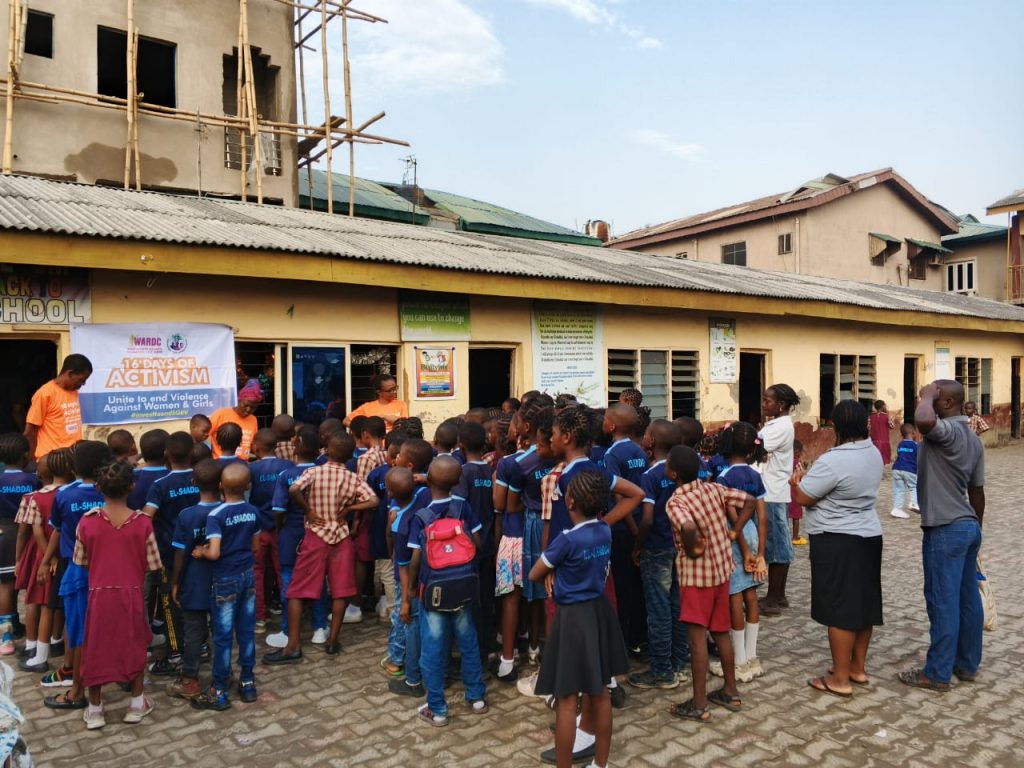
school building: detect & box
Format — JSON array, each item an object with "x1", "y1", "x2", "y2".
[{"x1": 2, "y1": 174, "x2": 1022, "y2": 457}]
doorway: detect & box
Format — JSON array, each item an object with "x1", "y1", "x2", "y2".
[
  {"x1": 469, "y1": 348, "x2": 513, "y2": 409},
  {"x1": 1012, "y1": 357, "x2": 1021, "y2": 440},
  {"x1": 903, "y1": 356, "x2": 919, "y2": 426},
  {"x1": 0, "y1": 340, "x2": 58, "y2": 434},
  {"x1": 738, "y1": 352, "x2": 765, "y2": 424}
]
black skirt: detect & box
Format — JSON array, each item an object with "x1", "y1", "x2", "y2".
[
  {"x1": 535, "y1": 596, "x2": 630, "y2": 698},
  {"x1": 809, "y1": 532, "x2": 883, "y2": 631}
]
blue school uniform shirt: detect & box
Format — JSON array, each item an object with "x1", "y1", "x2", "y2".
[
  {"x1": 639, "y1": 460, "x2": 676, "y2": 552},
  {"x1": 271, "y1": 462, "x2": 316, "y2": 569},
  {"x1": 216, "y1": 456, "x2": 247, "y2": 469},
  {"x1": 393, "y1": 485, "x2": 432, "y2": 583},
  {"x1": 314, "y1": 452, "x2": 329, "y2": 466},
  {"x1": 494, "y1": 450, "x2": 524, "y2": 538},
  {"x1": 345, "y1": 447, "x2": 368, "y2": 474},
  {"x1": 590, "y1": 445, "x2": 607, "y2": 469},
  {"x1": 716, "y1": 464, "x2": 765, "y2": 540},
  {"x1": 451, "y1": 448, "x2": 466, "y2": 466},
  {"x1": 893, "y1": 439, "x2": 918, "y2": 474},
  {"x1": 454, "y1": 460, "x2": 496, "y2": 558},
  {"x1": 49, "y1": 480, "x2": 104, "y2": 559},
  {"x1": 171, "y1": 501, "x2": 219, "y2": 611},
  {"x1": 204, "y1": 500, "x2": 259, "y2": 578},
  {"x1": 507, "y1": 445, "x2": 556, "y2": 516},
  {"x1": 603, "y1": 438, "x2": 647, "y2": 531},
  {"x1": 707, "y1": 454, "x2": 728, "y2": 481},
  {"x1": 541, "y1": 518, "x2": 612, "y2": 605},
  {"x1": 145, "y1": 469, "x2": 201, "y2": 565},
  {"x1": 407, "y1": 497, "x2": 482, "y2": 587},
  {"x1": 366, "y1": 462, "x2": 390, "y2": 561},
  {"x1": 248, "y1": 457, "x2": 293, "y2": 531},
  {"x1": 0, "y1": 469, "x2": 40, "y2": 521},
  {"x1": 549, "y1": 458, "x2": 617, "y2": 545},
  {"x1": 127, "y1": 466, "x2": 169, "y2": 512}
]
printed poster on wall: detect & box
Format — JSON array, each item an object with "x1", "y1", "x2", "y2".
[
  {"x1": 414, "y1": 346, "x2": 456, "y2": 399},
  {"x1": 531, "y1": 303, "x2": 604, "y2": 407},
  {"x1": 400, "y1": 296, "x2": 471, "y2": 341},
  {"x1": 934, "y1": 341, "x2": 951, "y2": 380},
  {"x1": 709, "y1": 318, "x2": 737, "y2": 383},
  {"x1": 70, "y1": 323, "x2": 236, "y2": 425},
  {"x1": 0, "y1": 264, "x2": 90, "y2": 324}
]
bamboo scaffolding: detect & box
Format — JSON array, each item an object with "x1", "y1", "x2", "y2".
[
  {"x1": 319, "y1": 0, "x2": 333, "y2": 213},
  {"x1": 3, "y1": 0, "x2": 22, "y2": 173},
  {"x1": 295, "y1": 6, "x2": 314, "y2": 210},
  {"x1": 241, "y1": 0, "x2": 263, "y2": 204},
  {"x1": 341, "y1": 0, "x2": 354, "y2": 216},
  {"x1": 236, "y1": 8, "x2": 247, "y2": 200},
  {"x1": 131, "y1": 28, "x2": 141, "y2": 190}
]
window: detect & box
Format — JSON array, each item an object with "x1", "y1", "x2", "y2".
[
  {"x1": 222, "y1": 49, "x2": 282, "y2": 175},
  {"x1": 97, "y1": 27, "x2": 176, "y2": 109},
  {"x1": 25, "y1": 11, "x2": 53, "y2": 58},
  {"x1": 607, "y1": 348, "x2": 700, "y2": 419},
  {"x1": 778, "y1": 233, "x2": 792, "y2": 255},
  {"x1": 819, "y1": 354, "x2": 876, "y2": 422},
  {"x1": 721, "y1": 242, "x2": 747, "y2": 266},
  {"x1": 945, "y1": 261, "x2": 976, "y2": 295},
  {"x1": 955, "y1": 356, "x2": 993, "y2": 414}
]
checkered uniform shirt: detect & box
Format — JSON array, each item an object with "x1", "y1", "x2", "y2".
[
  {"x1": 356, "y1": 446, "x2": 387, "y2": 481},
  {"x1": 540, "y1": 461, "x2": 567, "y2": 522},
  {"x1": 968, "y1": 414, "x2": 990, "y2": 435},
  {"x1": 666, "y1": 481, "x2": 748, "y2": 588},
  {"x1": 292, "y1": 462, "x2": 376, "y2": 545},
  {"x1": 275, "y1": 440, "x2": 297, "y2": 463},
  {"x1": 15, "y1": 485, "x2": 57, "y2": 526},
  {"x1": 72, "y1": 508, "x2": 163, "y2": 572}
]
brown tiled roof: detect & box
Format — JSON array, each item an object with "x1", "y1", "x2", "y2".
[{"x1": 608, "y1": 168, "x2": 959, "y2": 249}]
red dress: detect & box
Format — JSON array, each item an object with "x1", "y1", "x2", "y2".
[
  {"x1": 868, "y1": 412, "x2": 892, "y2": 465},
  {"x1": 73, "y1": 508, "x2": 161, "y2": 688},
  {"x1": 14, "y1": 487, "x2": 56, "y2": 605}
]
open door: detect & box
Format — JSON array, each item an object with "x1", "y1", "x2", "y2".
[
  {"x1": 738, "y1": 352, "x2": 765, "y2": 424},
  {"x1": 903, "y1": 356, "x2": 919, "y2": 425},
  {"x1": 469, "y1": 347, "x2": 513, "y2": 409},
  {"x1": 0, "y1": 339, "x2": 58, "y2": 434}
]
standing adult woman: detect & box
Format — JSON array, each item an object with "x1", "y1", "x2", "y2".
[
  {"x1": 344, "y1": 374, "x2": 408, "y2": 433},
  {"x1": 791, "y1": 400, "x2": 884, "y2": 697}
]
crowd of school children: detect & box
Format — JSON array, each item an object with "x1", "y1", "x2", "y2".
[{"x1": 0, "y1": 378, "x2": 938, "y2": 768}]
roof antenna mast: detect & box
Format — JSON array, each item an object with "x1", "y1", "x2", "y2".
[{"x1": 401, "y1": 154, "x2": 417, "y2": 223}]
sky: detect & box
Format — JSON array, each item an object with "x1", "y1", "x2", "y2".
[{"x1": 302, "y1": 0, "x2": 1024, "y2": 237}]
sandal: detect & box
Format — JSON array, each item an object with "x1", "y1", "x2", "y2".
[
  {"x1": 417, "y1": 703, "x2": 449, "y2": 727},
  {"x1": 897, "y1": 668, "x2": 950, "y2": 693},
  {"x1": 828, "y1": 667, "x2": 870, "y2": 686},
  {"x1": 953, "y1": 667, "x2": 975, "y2": 683},
  {"x1": 668, "y1": 698, "x2": 710, "y2": 721},
  {"x1": 43, "y1": 692, "x2": 88, "y2": 710},
  {"x1": 708, "y1": 687, "x2": 742, "y2": 711},
  {"x1": 807, "y1": 676, "x2": 852, "y2": 698}
]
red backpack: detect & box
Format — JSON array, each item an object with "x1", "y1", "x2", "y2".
[{"x1": 417, "y1": 499, "x2": 478, "y2": 611}]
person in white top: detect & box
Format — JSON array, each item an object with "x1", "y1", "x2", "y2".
[{"x1": 757, "y1": 383, "x2": 800, "y2": 616}]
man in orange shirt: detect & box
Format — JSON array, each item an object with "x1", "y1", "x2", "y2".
[
  {"x1": 25, "y1": 354, "x2": 92, "y2": 460},
  {"x1": 209, "y1": 379, "x2": 262, "y2": 459},
  {"x1": 344, "y1": 374, "x2": 408, "y2": 433}
]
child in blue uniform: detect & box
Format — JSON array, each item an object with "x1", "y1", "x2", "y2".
[
  {"x1": 127, "y1": 429, "x2": 169, "y2": 512},
  {"x1": 0, "y1": 433, "x2": 40, "y2": 653},
  {"x1": 248, "y1": 428, "x2": 292, "y2": 632},
  {"x1": 530, "y1": 470, "x2": 628, "y2": 768}
]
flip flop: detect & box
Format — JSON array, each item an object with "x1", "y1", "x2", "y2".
[
  {"x1": 897, "y1": 668, "x2": 950, "y2": 693},
  {"x1": 828, "y1": 667, "x2": 870, "y2": 686},
  {"x1": 807, "y1": 676, "x2": 852, "y2": 698},
  {"x1": 668, "y1": 698, "x2": 710, "y2": 722},
  {"x1": 708, "y1": 687, "x2": 742, "y2": 711},
  {"x1": 43, "y1": 692, "x2": 87, "y2": 710}
]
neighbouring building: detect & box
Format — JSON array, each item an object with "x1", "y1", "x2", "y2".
[
  {"x1": 940, "y1": 214, "x2": 1023, "y2": 303},
  {"x1": 2, "y1": 175, "x2": 1021, "y2": 456},
  {"x1": 0, "y1": 0, "x2": 296, "y2": 203},
  {"x1": 986, "y1": 188, "x2": 1024, "y2": 306},
  {"x1": 607, "y1": 168, "x2": 960, "y2": 292}
]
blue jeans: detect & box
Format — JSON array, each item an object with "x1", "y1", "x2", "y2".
[
  {"x1": 922, "y1": 519, "x2": 983, "y2": 683},
  {"x1": 892, "y1": 470, "x2": 918, "y2": 510},
  {"x1": 387, "y1": 582, "x2": 407, "y2": 666},
  {"x1": 420, "y1": 607, "x2": 485, "y2": 716},
  {"x1": 210, "y1": 569, "x2": 256, "y2": 691},
  {"x1": 279, "y1": 567, "x2": 328, "y2": 636},
  {"x1": 401, "y1": 585, "x2": 422, "y2": 686},
  {"x1": 639, "y1": 549, "x2": 689, "y2": 676}
]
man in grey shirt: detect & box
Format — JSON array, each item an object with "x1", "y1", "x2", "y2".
[{"x1": 899, "y1": 380, "x2": 985, "y2": 693}]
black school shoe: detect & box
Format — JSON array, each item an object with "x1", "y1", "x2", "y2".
[
  {"x1": 262, "y1": 649, "x2": 303, "y2": 665},
  {"x1": 49, "y1": 640, "x2": 65, "y2": 658},
  {"x1": 325, "y1": 641, "x2": 342, "y2": 656},
  {"x1": 388, "y1": 678, "x2": 425, "y2": 697},
  {"x1": 540, "y1": 743, "x2": 595, "y2": 765},
  {"x1": 609, "y1": 685, "x2": 626, "y2": 709}
]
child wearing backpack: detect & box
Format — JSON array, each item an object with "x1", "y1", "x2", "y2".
[{"x1": 407, "y1": 456, "x2": 486, "y2": 726}]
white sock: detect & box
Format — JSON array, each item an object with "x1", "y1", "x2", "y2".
[
  {"x1": 730, "y1": 629, "x2": 747, "y2": 666},
  {"x1": 24, "y1": 640, "x2": 36, "y2": 653},
  {"x1": 576, "y1": 712, "x2": 582, "y2": 726},
  {"x1": 573, "y1": 728, "x2": 596, "y2": 752},
  {"x1": 129, "y1": 694, "x2": 145, "y2": 709},
  {"x1": 29, "y1": 642, "x2": 49, "y2": 665},
  {"x1": 745, "y1": 622, "x2": 760, "y2": 662},
  {"x1": 50, "y1": 636, "x2": 62, "y2": 645},
  {"x1": 88, "y1": 704, "x2": 103, "y2": 715},
  {"x1": 498, "y1": 657, "x2": 514, "y2": 676},
  {"x1": 607, "y1": 677, "x2": 618, "y2": 688}
]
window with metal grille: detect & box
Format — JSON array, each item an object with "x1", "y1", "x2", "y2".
[
  {"x1": 671, "y1": 350, "x2": 700, "y2": 418},
  {"x1": 721, "y1": 242, "x2": 747, "y2": 266},
  {"x1": 607, "y1": 348, "x2": 699, "y2": 419},
  {"x1": 607, "y1": 349, "x2": 638, "y2": 407},
  {"x1": 955, "y1": 356, "x2": 993, "y2": 414},
  {"x1": 819, "y1": 354, "x2": 876, "y2": 422},
  {"x1": 778, "y1": 233, "x2": 792, "y2": 255},
  {"x1": 224, "y1": 129, "x2": 282, "y2": 175}
]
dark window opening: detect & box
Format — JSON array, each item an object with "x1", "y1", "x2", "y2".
[
  {"x1": 738, "y1": 352, "x2": 764, "y2": 424},
  {"x1": 97, "y1": 26, "x2": 176, "y2": 109},
  {"x1": 25, "y1": 11, "x2": 53, "y2": 58},
  {"x1": 722, "y1": 241, "x2": 747, "y2": 266},
  {"x1": 469, "y1": 348, "x2": 512, "y2": 409}
]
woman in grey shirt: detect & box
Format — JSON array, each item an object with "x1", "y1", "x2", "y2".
[{"x1": 791, "y1": 400, "x2": 883, "y2": 697}]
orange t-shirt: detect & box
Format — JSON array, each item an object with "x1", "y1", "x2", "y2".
[
  {"x1": 346, "y1": 399, "x2": 409, "y2": 432},
  {"x1": 26, "y1": 380, "x2": 83, "y2": 459},
  {"x1": 209, "y1": 407, "x2": 258, "y2": 459}
]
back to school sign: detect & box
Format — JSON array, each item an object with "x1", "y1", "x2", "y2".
[{"x1": 71, "y1": 323, "x2": 236, "y2": 425}]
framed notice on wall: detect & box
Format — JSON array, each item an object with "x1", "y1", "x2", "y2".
[
  {"x1": 709, "y1": 318, "x2": 737, "y2": 383},
  {"x1": 934, "y1": 341, "x2": 951, "y2": 380},
  {"x1": 414, "y1": 346, "x2": 456, "y2": 399}
]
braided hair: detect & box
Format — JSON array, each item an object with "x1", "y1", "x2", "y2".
[
  {"x1": 718, "y1": 421, "x2": 767, "y2": 464},
  {"x1": 566, "y1": 469, "x2": 608, "y2": 519},
  {"x1": 555, "y1": 405, "x2": 595, "y2": 450},
  {"x1": 634, "y1": 405, "x2": 652, "y2": 441},
  {"x1": 44, "y1": 447, "x2": 75, "y2": 481},
  {"x1": 0, "y1": 433, "x2": 29, "y2": 465},
  {"x1": 519, "y1": 393, "x2": 554, "y2": 429},
  {"x1": 619, "y1": 388, "x2": 643, "y2": 407},
  {"x1": 495, "y1": 412, "x2": 517, "y2": 455},
  {"x1": 95, "y1": 460, "x2": 134, "y2": 500},
  {"x1": 766, "y1": 383, "x2": 801, "y2": 411}
]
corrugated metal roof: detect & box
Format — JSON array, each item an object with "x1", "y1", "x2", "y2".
[
  {"x1": 987, "y1": 189, "x2": 1024, "y2": 215},
  {"x1": 906, "y1": 237, "x2": 952, "y2": 254},
  {"x1": 420, "y1": 187, "x2": 586, "y2": 237},
  {"x1": 941, "y1": 214, "x2": 1006, "y2": 244},
  {"x1": 1, "y1": 174, "x2": 1023, "y2": 323},
  {"x1": 869, "y1": 232, "x2": 901, "y2": 243},
  {"x1": 298, "y1": 170, "x2": 417, "y2": 215}
]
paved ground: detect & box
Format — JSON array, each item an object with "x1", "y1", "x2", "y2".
[{"x1": 13, "y1": 443, "x2": 1024, "y2": 767}]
